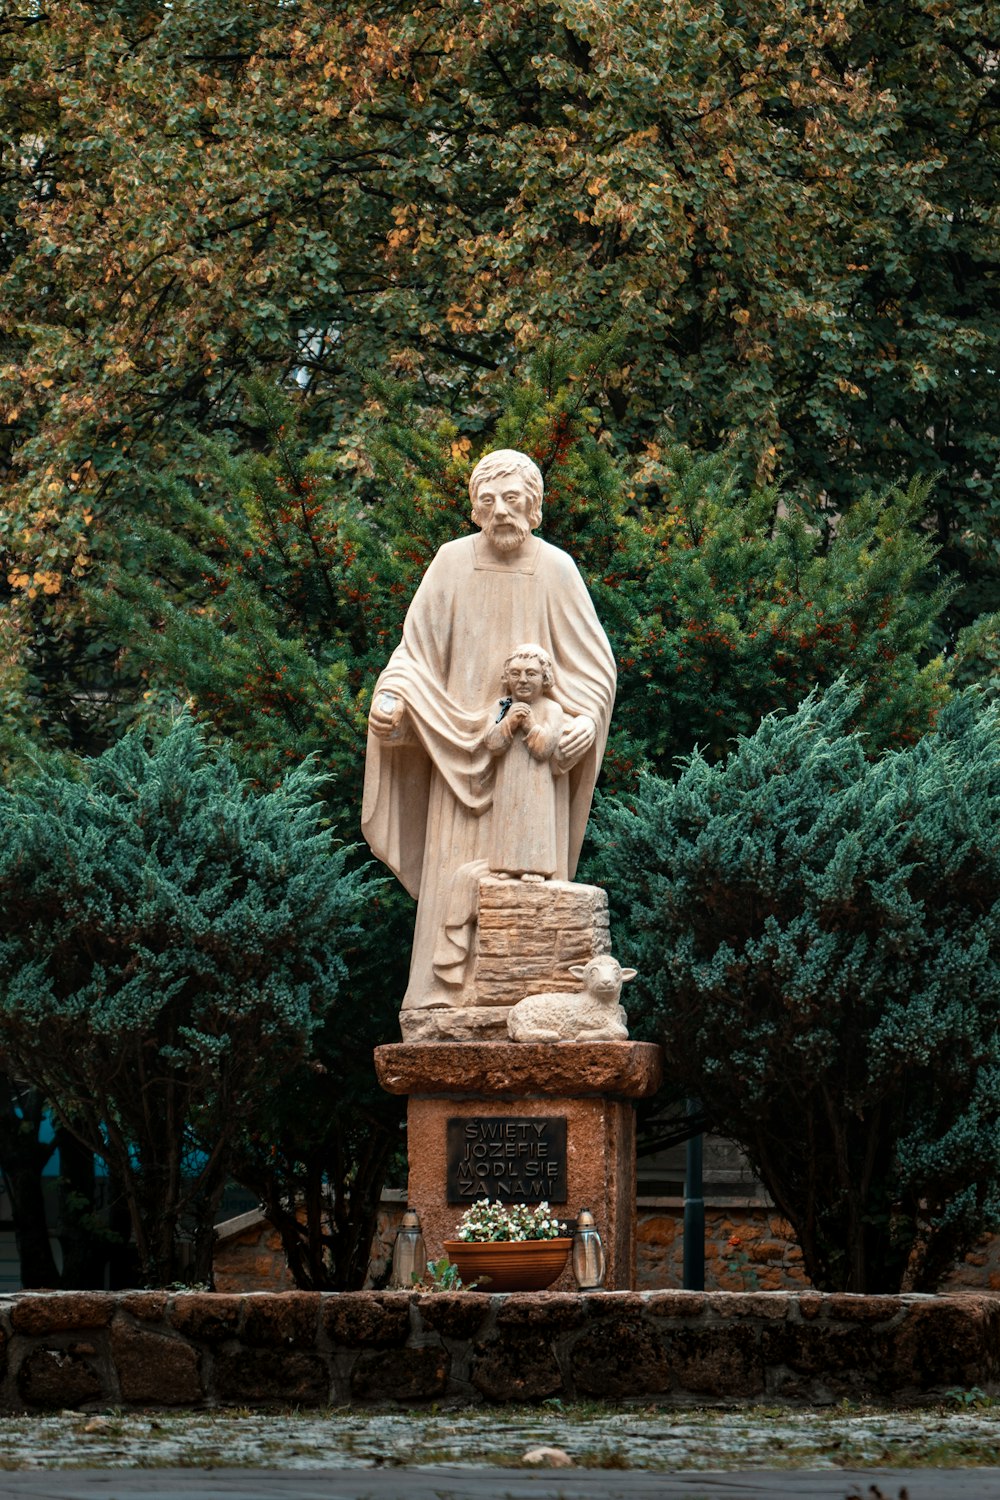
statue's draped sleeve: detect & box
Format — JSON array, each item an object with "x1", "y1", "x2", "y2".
[{"x1": 540, "y1": 548, "x2": 617, "y2": 875}]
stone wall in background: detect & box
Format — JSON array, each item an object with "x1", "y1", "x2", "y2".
[
  {"x1": 3, "y1": 1290, "x2": 999, "y2": 1411},
  {"x1": 635, "y1": 1204, "x2": 1000, "y2": 1296},
  {"x1": 213, "y1": 1201, "x2": 1000, "y2": 1297},
  {"x1": 212, "y1": 1213, "x2": 296, "y2": 1294},
  {"x1": 948, "y1": 1241, "x2": 1000, "y2": 1294},
  {"x1": 636, "y1": 1204, "x2": 809, "y2": 1292},
  {"x1": 213, "y1": 1203, "x2": 404, "y2": 1294}
]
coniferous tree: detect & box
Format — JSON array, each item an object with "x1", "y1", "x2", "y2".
[
  {"x1": 107, "y1": 351, "x2": 954, "y2": 793},
  {"x1": 0, "y1": 715, "x2": 373, "y2": 1287},
  {"x1": 593, "y1": 684, "x2": 1000, "y2": 1293}
]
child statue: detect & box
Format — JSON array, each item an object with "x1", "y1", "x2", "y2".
[{"x1": 482, "y1": 643, "x2": 565, "y2": 881}]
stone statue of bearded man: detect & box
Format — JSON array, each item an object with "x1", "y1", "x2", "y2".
[{"x1": 362, "y1": 449, "x2": 616, "y2": 1025}]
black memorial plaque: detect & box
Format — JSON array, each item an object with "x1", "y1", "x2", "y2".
[{"x1": 446, "y1": 1117, "x2": 568, "y2": 1205}]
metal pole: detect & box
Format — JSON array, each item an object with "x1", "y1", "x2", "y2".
[{"x1": 683, "y1": 1098, "x2": 705, "y2": 1290}]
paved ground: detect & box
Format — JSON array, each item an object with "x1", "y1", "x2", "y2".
[
  {"x1": 1, "y1": 1406, "x2": 999, "y2": 1499},
  {"x1": 5, "y1": 1406, "x2": 1000, "y2": 1471}
]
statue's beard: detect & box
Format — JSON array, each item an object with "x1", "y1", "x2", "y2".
[{"x1": 484, "y1": 516, "x2": 531, "y2": 552}]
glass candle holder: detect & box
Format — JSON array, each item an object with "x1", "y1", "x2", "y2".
[
  {"x1": 571, "y1": 1207, "x2": 606, "y2": 1290},
  {"x1": 390, "y1": 1206, "x2": 427, "y2": 1289}
]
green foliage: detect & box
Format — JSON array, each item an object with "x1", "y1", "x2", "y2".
[
  {"x1": 1, "y1": 0, "x2": 992, "y2": 1292},
  {"x1": 97, "y1": 358, "x2": 960, "y2": 1287},
  {"x1": 944, "y1": 1386, "x2": 994, "y2": 1411},
  {"x1": 0, "y1": 606, "x2": 42, "y2": 779},
  {"x1": 0, "y1": 714, "x2": 373, "y2": 1286},
  {"x1": 116, "y1": 355, "x2": 952, "y2": 786},
  {"x1": 592, "y1": 683, "x2": 1000, "y2": 1293},
  {"x1": 413, "y1": 1256, "x2": 467, "y2": 1292},
  {"x1": 1, "y1": 0, "x2": 996, "y2": 758},
  {"x1": 595, "y1": 453, "x2": 951, "y2": 782},
  {"x1": 371, "y1": 349, "x2": 953, "y2": 787},
  {"x1": 227, "y1": 978, "x2": 408, "y2": 1291},
  {"x1": 950, "y1": 612, "x2": 1000, "y2": 697},
  {"x1": 98, "y1": 379, "x2": 427, "y2": 1283}
]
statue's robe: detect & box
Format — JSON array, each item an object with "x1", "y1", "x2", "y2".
[
  {"x1": 484, "y1": 694, "x2": 564, "y2": 879},
  {"x1": 362, "y1": 531, "x2": 617, "y2": 1010}
]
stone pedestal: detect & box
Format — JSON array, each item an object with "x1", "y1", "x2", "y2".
[
  {"x1": 400, "y1": 878, "x2": 612, "y2": 1043},
  {"x1": 374, "y1": 1041, "x2": 663, "y2": 1291}
]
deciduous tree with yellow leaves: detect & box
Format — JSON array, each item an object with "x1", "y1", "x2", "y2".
[{"x1": 2, "y1": 0, "x2": 996, "y2": 760}]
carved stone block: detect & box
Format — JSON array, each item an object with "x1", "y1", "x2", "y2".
[
  {"x1": 473, "y1": 878, "x2": 610, "y2": 1007},
  {"x1": 400, "y1": 1006, "x2": 511, "y2": 1044}
]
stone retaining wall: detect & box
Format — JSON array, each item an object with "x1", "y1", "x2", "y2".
[{"x1": 2, "y1": 1290, "x2": 998, "y2": 1411}]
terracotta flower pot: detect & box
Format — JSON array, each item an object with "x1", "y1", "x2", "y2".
[{"x1": 443, "y1": 1237, "x2": 572, "y2": 1292}]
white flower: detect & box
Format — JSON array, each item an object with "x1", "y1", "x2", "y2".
[{"x1": 453, "y1": 1198, "x2": 571, "y2": 1243}]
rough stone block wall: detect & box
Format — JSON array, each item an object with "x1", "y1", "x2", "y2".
[
  {"x1": 637, "y1": 1206, "x2": 810, "y2": 1292},
  {"x1": 474, "y1": 879, "x2": 611, "y2": 1005},
  {"x1": 1, "y1": 1290, "x2": 998, "y2": 1411},
  {"x1": 213, "y1": 1222, "x2": 296, "y2": 1294},
  {"x1": 635, "y1": 1206, "x2": 1000, "y2": 1296},
  {"x1": 947, "y1": 1237, "x2": 1000, "y2": 1294}
]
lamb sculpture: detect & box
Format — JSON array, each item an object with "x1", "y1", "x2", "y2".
[{"x1": 507, "y1": 955, "x2": 637, "y2": 1043}]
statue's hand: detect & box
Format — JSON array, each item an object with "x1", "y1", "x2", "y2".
[
  {"x1": 525, "y1": 723, "x2": 548, "y2": 757},
  {"x1": 369, "y1": 691, "x2": 406, "y2": 740},
  {"x1": 503, "y1": 702, "x2": 536, "y2": 732},
  {"x1": 557, "y1": 714, "x2": 597, "y2": 766}
]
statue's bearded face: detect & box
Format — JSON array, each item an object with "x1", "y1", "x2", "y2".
[{"x1": 472, "y1": 471, "x2": 537, "y2": 552}]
